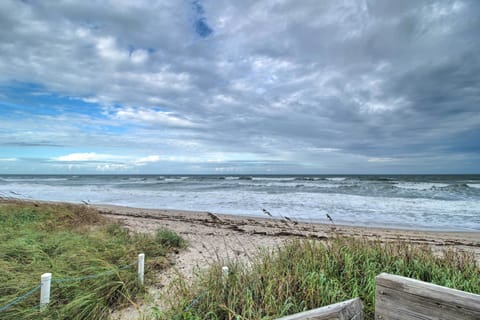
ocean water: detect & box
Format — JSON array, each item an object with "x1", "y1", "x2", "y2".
[{"x1": 0, "y1": 174, "x2": 479, "y2": 231}]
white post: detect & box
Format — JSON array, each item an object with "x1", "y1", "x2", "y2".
[
  {"x1": 40, "y1": 273, "x2": 52, "y2": 310},
  {"x1": 138, "y1": 253, "x2": 145, "y2": 285},
  {"x1": 221, "y1": 266, "x2": 229, "y2": 293},
  {"x1": 222, "y1": 266, "x2": 229, "y2": 281}
]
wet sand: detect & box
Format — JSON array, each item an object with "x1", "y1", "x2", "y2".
[{"x1": 94, "y1": 204, "x2": 480, "y2": 262}]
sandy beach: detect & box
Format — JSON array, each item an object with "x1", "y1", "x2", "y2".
[
  {"x1": 92, "y1": 203, "x2": 480, "y2": 319},
  {"x1": 95, "y1": 204, "x2": 480, "y2": 276},
  {"x1": 95, "y1": 204, "x2": 480, "y2": 261}
]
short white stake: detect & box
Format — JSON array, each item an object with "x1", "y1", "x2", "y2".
[
  {"x1": 40, "y1": 273, "x2": 52, "y2": 310},
  {"x1": 221, "y1": 266, "x2": 229, "y2": 293},
  {"x1": 222, "y1": 266, "x2": 229, "y2": 281},
  {"x1": 138, "y1": 253, "x2": 145, "y2": 285}
]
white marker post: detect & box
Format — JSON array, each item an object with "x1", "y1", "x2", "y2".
[
  {"x1": 222, "y1": 266, "x2": 229, "y2": 282},
  {"x1": 221, "y1": 266, "x2": 229, "y2": 293},
  {"x1": 138, "y1": 253, "x2": 145, "y2": 285},
  {"x1": 40, "y1": 273, "x2": 52, "y2": 310}
]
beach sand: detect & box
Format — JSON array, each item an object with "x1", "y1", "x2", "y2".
[{"x1": 94, "y1": 204, "x2": 480, "y2": 319}]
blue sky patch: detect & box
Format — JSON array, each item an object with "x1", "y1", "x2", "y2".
[
  {"x1": 191, "y1": 0, "x2": 213, "y2": 38},
  {"x1": 195, "y1": 18, "x2": 213, "y2": 38},
  {"x1": 0, "y1": 82, "x2": 105, "y2": 119}
]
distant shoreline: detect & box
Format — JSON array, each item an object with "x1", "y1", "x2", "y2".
[
  {"x1": 2, "y1": 174, "x2": 479, "y2": 231},
  {"x1": 8, "y1": 197, "x2": 480, "y2": 233},
  {"x1": 93, "y1": 202, "x2": 480, "y2": 235},
  {"x1": 93, "y1": 202, "x2": 479, "y2": 233},
  {"x1": 2, "y1": 173, "x2": 480, "y2": 176}
]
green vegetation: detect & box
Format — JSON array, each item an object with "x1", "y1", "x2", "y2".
[
  {"x1": 155, "y1": 228, "x2": 187, "y2": 249},
  {"x1": 3, "y1": 199, "x2": 478, "y2": 320},
  {"x1": 0, "y1": 200, "x2": 185, "y2": 320},
  {"x1": 163, "y1": 237, "x2": 480, "y2": 320}
]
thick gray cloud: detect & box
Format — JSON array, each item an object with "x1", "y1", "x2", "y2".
[{"x1": 0, "y1": 0, "x2": 479, "y2": 173}]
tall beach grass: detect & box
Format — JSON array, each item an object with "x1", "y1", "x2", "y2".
[
  {"x1": 163, "y1": 237, "x2": 480, "y2": 320},
  {"x1": 0, "y1": 200, "x2": 185, "y2": 320}
]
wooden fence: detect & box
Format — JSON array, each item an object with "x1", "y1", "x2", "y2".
[
  {"x1": 375, "y1": 273, "x2": 480, "y2": 320},
  {"x1": 275, "y1": 298, "x2": 363, "y2": 320},
  {"x1": 275, "y1": 273, "x2": 480, "y2": 320}
]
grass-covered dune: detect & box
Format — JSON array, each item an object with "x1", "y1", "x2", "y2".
[
  {"x1": 0, "y1": 200, "x2": 185, "y2": 320},
  {"x1": 2, "y1": 199, "x2": 479, "y2": 320},
  {"x1": 165, "y1": 237, "x2": 480, "y2": 320}
]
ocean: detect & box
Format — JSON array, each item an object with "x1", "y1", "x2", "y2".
[{"x1": 0, "y1": 174, "x2": 479, "y2": 231}]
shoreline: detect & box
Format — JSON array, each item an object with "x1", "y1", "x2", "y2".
[
  {"x1": 6, "y1": 199, "x2": 479, "y2": 248},
  {"x1": 93, "y1": 203, "x2": 480, "y2": 235},
  {"x1": 5, "y1": 198, "x2": 480, "y2": 270},
  {"x1": 92, "y1": 203, "x2": 480, "y2": 264},
  {"x1": 2, "y1": 173, "x2": 479, "y2": 232},
  {"x1": 18, "y1": 198, "x2": 480, "y2": 233}
]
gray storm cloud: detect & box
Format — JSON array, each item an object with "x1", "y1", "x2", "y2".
[{"x1": 0, "y1": 0, "x2": 479, "y2": 173}]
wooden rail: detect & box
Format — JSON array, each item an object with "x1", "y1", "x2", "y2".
[
  {"x1": 275, "y1": 298, "x2": 363, "y2": 320},
  {"x1": 375, "y1": 273, "x2": 480, "y2": 320}
]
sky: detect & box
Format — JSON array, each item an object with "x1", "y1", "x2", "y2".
[{"x1": 0, "y1": 0, "x2": 479, "y2": 174}]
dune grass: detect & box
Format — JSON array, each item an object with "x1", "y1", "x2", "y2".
[
  {"x1": 3, "y1": 199, "x2": 478, "y2": 320},
  {"x1": 0, "y1": 200, "x2": 185, "y2": 320},
  {"x1": 163, "y1": 237, "x2": 480, "y2": 320}
]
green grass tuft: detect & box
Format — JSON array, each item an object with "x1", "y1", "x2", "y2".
[{"x1": 155, "y1": 228, "x2": 187, "y2": 249}]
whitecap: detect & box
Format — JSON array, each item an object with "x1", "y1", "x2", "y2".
[
  {"x1": 325, "y1": 177, "x2": 347, "y2": 181},
  {"x1": 395, "y1": 182, "x2": 449, "y2": 190}
]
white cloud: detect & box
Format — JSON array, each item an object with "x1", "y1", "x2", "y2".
[
  {"x1": 54, "y1": 153, "x2": 129, "y2": 162},
  {"x1": 130, "y1": 49, "x2": 148, "y2": 64},
  {"x1": 134, "y1": 155, "x2": 161, "y2": 164},
  {"x1": 368, "y1": 157, "x2": 398, "y2": 163},
  {"x1": 96, "y1": 163, "x2": 131, "y2": 171},
  {"x1": 95, "y1": 36, "x2": 128, "y2": 62},
  {"x1": 114, "y1": 107, "x2": 197, "y2": 128},
  {"x1": 307, "y1": 148, "x2": 341, "y2": 153},
  {"x1": 0, "y1": 158, "x2": 17, "y2": 161},
  {"x1": 53, "y1": 153, "x2": 163, "y2": 170}
]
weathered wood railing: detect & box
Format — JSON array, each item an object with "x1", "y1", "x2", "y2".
[
  {"x1": 274, "y1": 272, "x2": 480, "y2": 320},
  {"x1": 375, "y1": 273, "x2": 480, "y2": 320},
  {"x1": 275, "y1": 298, "x2": 363, "y2": 320}
]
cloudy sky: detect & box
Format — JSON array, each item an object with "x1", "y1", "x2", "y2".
[{"x1": 0, "y1": 0, "x2": 479, "y2": 174}]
